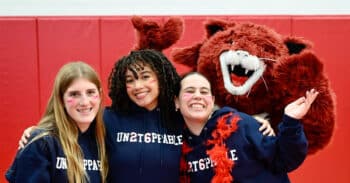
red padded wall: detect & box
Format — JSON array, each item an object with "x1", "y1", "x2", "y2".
[
  {"x1": 100, "y1": 17, "x2": 135, "y2": 105},
  {"x1": 0, "y1": 18, "x2": 40, "y2": 178},
  {"x1": 0, "y1": 16, "x2": 349, "y2": 183},
  {"x1": 37, "y1": 17, "x2": 101, "y2": 113}
]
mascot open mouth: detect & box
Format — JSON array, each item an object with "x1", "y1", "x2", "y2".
[
  {"x1": 220, "y1": 50, "x2": 266, "y2": 95},
  {"x1": 228, "y1": 64, "x2": 255, "y2": 86}
]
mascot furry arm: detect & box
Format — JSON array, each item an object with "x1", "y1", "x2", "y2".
[
  {"x1": 171, "y1": 19, "x2": 335, "y2": 155},
  {"x1": 131, "y1": 16, "x2": 335, "y2": 155}
]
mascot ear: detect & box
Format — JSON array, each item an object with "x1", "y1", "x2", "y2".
[
  {"x1": 172, "y1": 43, "x2": 203, "y2": 71},
  {"x1": 205, "y1": 19, "x2": 235, "y2": 38},
  {"x1": 131, "y1": 16, "x2": 184, "y2": 51},
  {"x1": 283, "y1": 36, "x2": 313, "y2": 55}
]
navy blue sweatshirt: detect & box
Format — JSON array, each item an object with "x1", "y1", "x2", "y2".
[
  {"x1": 103, "y1": 105, "x2": 183, "y2": 183},
  {"x1": 6, "y1": 122, "x2": 102, "y2": 183},
  {"x1": 183, "y1": 107, "x2": 308, "y2": 183}
]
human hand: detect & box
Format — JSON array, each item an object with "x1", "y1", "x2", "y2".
[
  {"x1": 284, "y1": 89, "x2": 319, "y2": 120},
  {"x1": 253, "y1": 113, "x2": 275, "y2": 136},
  {"x1": 18, "y1": 126, "x2": 36, "y2": 149}
]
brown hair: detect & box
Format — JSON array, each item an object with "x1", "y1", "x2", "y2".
[{"x1": 34, "y1": 61, "x2": 108, "y2": 183}]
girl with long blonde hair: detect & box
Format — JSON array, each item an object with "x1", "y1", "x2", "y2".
[{"x1": 6, "y1": 61, "x2": 108, "y2": 183}]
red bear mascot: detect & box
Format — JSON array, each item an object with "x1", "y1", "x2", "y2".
[{"x1": 131, "y1": 16, "x2": 335, "y2": 155}]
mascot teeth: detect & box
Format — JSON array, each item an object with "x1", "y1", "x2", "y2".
[{"x1": 220, "y1": 50, "x2": 265, "y2": 95}]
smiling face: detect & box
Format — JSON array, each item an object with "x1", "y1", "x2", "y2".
[
  {"x1": 125, "y1": 64, "x2": 159, "y2": 111},
  {"x1": 63, "y1": 77, "x2": 101, "y2": 132},
  {"x1": 175, "y1": 73, "x2": 215, "y2": 125}
]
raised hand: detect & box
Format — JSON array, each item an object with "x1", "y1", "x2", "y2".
[{"x1": 284, "y1": 89, "x2": 319, "y2": 119}]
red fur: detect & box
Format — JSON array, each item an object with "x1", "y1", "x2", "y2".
[
  {"x1": 131, "y1": 16, "x2": 183, "y2": 51},
  {"x1": 180, "y1": 113, "x2": 239, "y2": 183},
  {"x1": 180, "y1": 141, "x2": 192, "y2": 183},
  {"x1": 206, "y1": 113, "x2": 239, "y2": 182}
]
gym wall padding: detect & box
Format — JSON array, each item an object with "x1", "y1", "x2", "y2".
[{"x1": 0, "y1": 16, "x2": 349, "y2": 183}]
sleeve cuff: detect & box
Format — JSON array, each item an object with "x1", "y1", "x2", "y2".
[{"x1": 282, "y1": 114, "x2": 301, "y2": 127}]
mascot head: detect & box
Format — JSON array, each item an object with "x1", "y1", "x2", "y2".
[{"x1": 173, "y1": 19, "x2": 314, "y2": 114}]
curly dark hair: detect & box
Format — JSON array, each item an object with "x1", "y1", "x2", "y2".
[{"x1": 108, "y1": 49, "x2": 181, "y2": 131}]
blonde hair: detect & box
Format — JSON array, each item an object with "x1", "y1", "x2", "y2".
[{"x1": 34, "y1": 61, "x2": 108, "y2": 183}]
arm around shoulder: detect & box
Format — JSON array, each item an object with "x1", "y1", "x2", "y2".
[{"x1": 7, "y1": 135, "x2": 55, "y2": 182}]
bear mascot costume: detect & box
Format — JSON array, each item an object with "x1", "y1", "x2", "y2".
[{"x1": 131, "y1": 16, "x2": 335, "y2": 155}]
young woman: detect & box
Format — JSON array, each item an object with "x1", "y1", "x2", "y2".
[
  {"x1": 17, "y1": 50, "x2": 274, "y2": 183},
  {"x1": 104, "y1": 49, "x2": 183, "y2": 182},
  {"x1": 175, "y1": 72, "x2": 318, "y2": 183},
  {"x1": 6, "y1": 62, "x2": 108, "y2": 183}
]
